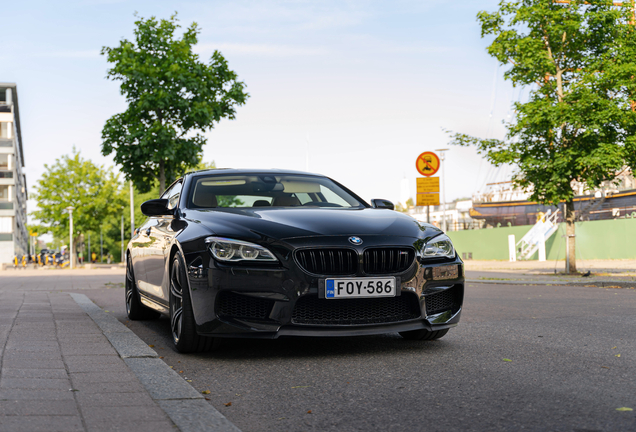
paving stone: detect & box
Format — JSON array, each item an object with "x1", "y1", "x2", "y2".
[
  {"x1": 84, "y1": 419, "x2": 176, "y2": 432},
  {"x1": 0, "y1": 415, "x2": 83, "y2": 432},
  {"x1": 63, "y1": 355, "x2": 125, "y2": 373},
  {"x1": 60, "y1": 342, "x2": 117, "y2": 356},
  {"x1": 105, "y1": 330, "x2": 159, "y2": 358},
  {"x1": 53, "y1": 313, "x2": 93, "y2": 321},
  {"x1": 124, "y1": 357, "x2": 203, "y2": 400},
  {"x1": 70, "y1": 380, "x2": 146, "y2": 394},
  {"x1": 69, "y1": 370, "x2": 138, "y2": 384},
  {"x1": 0, "y1": 377, "x2": 71, "y2": 390},
  {"x1": 54, "y1": 324, "x2": 101, "y2": 334},
  {"x1": 0, "y1": 388, "x2": 76, "y2": 401},
  {"x1": 2, "y1": 368, "x2": 68, "y2": 379},
  {"x1": 11, "y1": 323, "x2": 56, "y2": 330},
  {"x1": 0, "y1": 399, "x2": 79, "y2": 415},
  {"x1": 75, "y1": 391, "x2": 155, "y2": 407},
  {"x1": 81, "y1": 405, "x2": 173, "y2": 431},
  {"x1": 57, "y1": 334, "x2": 110, "y2": 343},
  {"x1": 4, "y1": 344, "x2": 61, "y2": 354},
  {"x1": 2, "y1": 349, "x2": 63, "y2": 360},
  {"x1": 1, "y1": 357, "x2": 66, "y2": 369},
  {"x1": 5, "y1": 334, "x2": 58, "y2": 342}
]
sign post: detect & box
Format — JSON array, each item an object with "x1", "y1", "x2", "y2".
[{"x1": 415, "y1": 152, "x2": 441, "y2": 224}]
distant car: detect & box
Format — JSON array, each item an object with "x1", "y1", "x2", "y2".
[{"x1": 126, "y1": 169, "x2": 464, "y2": 353}]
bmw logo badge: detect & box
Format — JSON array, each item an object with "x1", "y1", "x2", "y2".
[{"x1": 348, "y1": 236, "x2": 363, "y2": 245}]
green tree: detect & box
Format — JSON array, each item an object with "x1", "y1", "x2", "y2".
[
  {"x1": 31, "y1": 150, "x2": 126, "y2": 266},
  {"x1": 101, "y1": 14, "x2": 249, "y2": 194},
  {"x1": 396, "y1": 198, "x2": 415, "y2": 213},
  {"x1": 449, "y1": 0, "x2": 636, "y2": 273}
]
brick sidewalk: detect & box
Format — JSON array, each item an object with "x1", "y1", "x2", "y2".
[
  {"x1": 0, "y1": 269, "x2": 240, "y2": 432},
  {"x1": 0, "y1": 290, "x2": 175, "y2": 432}
]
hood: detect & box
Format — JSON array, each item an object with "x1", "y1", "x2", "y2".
[{"x1": 184, "y1": 207, "x2": 441, "y2": 241}]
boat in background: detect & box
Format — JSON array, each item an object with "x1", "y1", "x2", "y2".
[{"x1": 470, "y1": 170, "x2": 636, "y2": 227}]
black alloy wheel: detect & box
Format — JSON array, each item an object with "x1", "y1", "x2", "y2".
[
  {"x1": 170, "y1": 252, "x2": 216, "y2": 353},
  {"x1": 125, "y1": 255, "x2": 160, "y2": 320},
  {"x1": 399, "y1": 328, "x2": 449, "y2": 341}
]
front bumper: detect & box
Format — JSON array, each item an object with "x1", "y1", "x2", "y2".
[{"x1": 186, "y1": 243, "x2": 464, "y2": 339}]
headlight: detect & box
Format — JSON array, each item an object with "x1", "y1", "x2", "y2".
[
  {"x1": 205, "y1": 237, "x2": 278, "y2": 263},
  {"x1": 422, "y1": 234, "x2": 455, "y2": 258}
]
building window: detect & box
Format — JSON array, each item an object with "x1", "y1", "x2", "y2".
[
  {"x1": 0, "y1": 217, "x2": 12, "y2": 233},
  {"x1": 0, "y1": 154, "x2": 8, "y2": 169},
  {"x1": 0, "y1": 122, "x2": 12, "y2": 139},
  {"x1": 0, "y1": 185, "x2": 8, "y2": 201}
]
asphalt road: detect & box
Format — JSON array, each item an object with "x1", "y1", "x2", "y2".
[{"x1": 79, "y1": 281, "x2": 636, "y2": 432}]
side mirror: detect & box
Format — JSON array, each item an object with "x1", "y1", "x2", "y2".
[
  {"x1": 140, "y1": 199, "x2": 173, "y2": 217},
  {"x1": 371, "y1": 199, "x2": 395, "y2": 210}
]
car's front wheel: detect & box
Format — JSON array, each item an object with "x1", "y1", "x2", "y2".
[
  {"x1": 399, "y1": 328, "x2": 449, "y2": 341},
  {"x1": 125, "y1": 256, "x2": 160, "y2": 320},
  {"x1": 170, "y1": 252, "x2": 216, "y2": 353}
]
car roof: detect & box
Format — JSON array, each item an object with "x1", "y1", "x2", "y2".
[{"x1": 184, "y1": 168, "x2": 326, "y2": 177}]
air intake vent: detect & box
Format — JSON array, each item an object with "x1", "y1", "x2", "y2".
[
  {"x1": 363, "y1": 248, "x2": 415, "y2": 274},
  {"x1": 216, "y1": 292, "x2": 275, "y2": 321},
  {"x1": 295, "y1": 249, "x2": 357, "y2": 276},
  {"x1": 291, "y1": 293, "x2": 421, "y2": 325},
  {"x1": 424, "y1": 286, "x2": 461, "y2": 315}
]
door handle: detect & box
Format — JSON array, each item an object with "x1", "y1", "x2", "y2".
[{"x1": 145, "y1": 228, "x2": 152, "y2": 236}]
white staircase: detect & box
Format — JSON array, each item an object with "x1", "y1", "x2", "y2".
[{"x1": 516, "y1": 209, "x2": 560, "y2": 261}]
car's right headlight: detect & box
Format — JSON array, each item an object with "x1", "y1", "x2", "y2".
[
  {"x1": 422, "y1": 234, "x2": 455, "y2": 258},
  {"x1": 205, "y1": 237, "x2": 278, "y2": 263}
]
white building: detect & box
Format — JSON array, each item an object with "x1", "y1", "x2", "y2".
[
  {"x1": 408, "y1": 199, "x2": 482, "y2": 231},
  {"x1": 0, "y1": 83, "x2": 28, "y2": 263}
]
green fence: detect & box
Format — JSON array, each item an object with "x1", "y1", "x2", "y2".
[{"x1": 447, "y1": 218, "x2": 636, "y2": 260}]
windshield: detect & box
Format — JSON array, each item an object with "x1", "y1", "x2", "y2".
[{"x1": 188, "y1": 174, "x2": 365, "y2": 209}]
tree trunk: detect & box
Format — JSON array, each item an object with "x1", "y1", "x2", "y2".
[
  {"x1": 565, "y1": 199, "x2": 577, "y2": 274},
  {"x1": 159, "y1": 159, "x2": 166, "y2": 195}
]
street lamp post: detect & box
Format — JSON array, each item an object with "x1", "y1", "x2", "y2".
[
  {"x1": 435, "y1": 149, "x2": 449, "y2": 232},
  {"x1": 121, "y1": 209, "x2": 124, "y2": 264},
  {"x1": 130, "y1": 180, "x2": 135, "y2": 236},
  {"x1": 66, "y1": 206, "x2": 75, "y2": 269}
]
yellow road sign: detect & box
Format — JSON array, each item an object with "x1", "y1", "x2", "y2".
[
  {"x1": 417, "y1": 177, "x2": 439, "y2": 193},
  {"x1": 415, "y1": 152, "x2": 440, "y2": 177},
  {"x1": 416, "y1": 193, "x2": 440, "y2": 206}
]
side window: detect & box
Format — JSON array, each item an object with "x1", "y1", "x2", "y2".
[{"x1": 162, "y1": 181, "x2": 183, "y2": 210}]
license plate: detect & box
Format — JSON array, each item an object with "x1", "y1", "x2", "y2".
[{"x1": 325, "y1": 277, "x2": 396, "y2": 299}]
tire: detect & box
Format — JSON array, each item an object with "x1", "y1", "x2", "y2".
[
  {"x1": 170, "y1": 252, "x2": 216, "y2": 353},
  {"x1": 399, "y1": 328, "x2": 449, "y2": 341},
  {"x1": 125, "y1": 256, "x2": 160, "y2": 320}
]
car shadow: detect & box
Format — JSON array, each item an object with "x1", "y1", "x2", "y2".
[{"x1": 205, "y1": 333, "x2": 452, "y2": 361}]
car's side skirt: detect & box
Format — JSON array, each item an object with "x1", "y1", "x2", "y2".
[{"x1": 140, "y1": 293, "x2": 169, "y2": 315}]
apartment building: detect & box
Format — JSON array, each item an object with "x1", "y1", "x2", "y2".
[{"x1": 0, "y1": 83, "x2": 28, "y2": 263}]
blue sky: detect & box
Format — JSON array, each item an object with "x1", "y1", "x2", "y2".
[{"x1": 2, "y1": 0, "x2": 519, "y2": 209}]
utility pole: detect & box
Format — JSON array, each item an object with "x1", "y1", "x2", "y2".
[
  {"x1": 130, "y1": 180, "x2": 135, "y2": 236},
  {"x1": 66, "y1": 206, "x2": 75, "y2": 269},
  {"x1": 100, "y1": 228, "x2": 103, "y2": 264},
  {"x1": 121, "y1": 210, "x2": 124, "y2": 263},
  {"x1": 306, "y1": 134, "x2": 310, "y2": 172},
  {"x1": 435, "y1": 149, "x2": 449, "y2": 232}
]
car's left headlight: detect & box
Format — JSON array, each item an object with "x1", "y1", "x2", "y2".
[
  {"x1": 422, "y1": 234, "x2": 455, "y2": 258},
  {"x1": 205, "y1": 237, "x2": 278, "y2": 263}
]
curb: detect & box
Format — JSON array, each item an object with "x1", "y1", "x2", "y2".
[
  {"x1": 467, "y1": 279, "x2": 636, "y2": 288},
  {"x1": 69, "y1": 293, "x2": 241, "y2": 432}
]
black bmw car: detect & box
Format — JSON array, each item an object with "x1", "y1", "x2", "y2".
[{"x1": 126, "y1": 169, "x2": 464, "y2": 353}]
